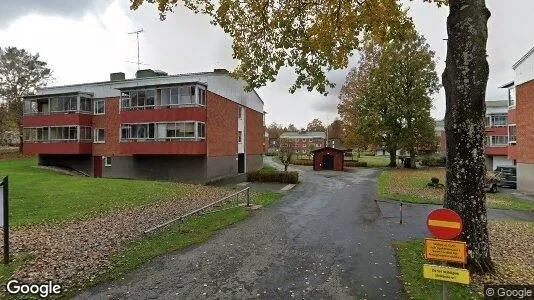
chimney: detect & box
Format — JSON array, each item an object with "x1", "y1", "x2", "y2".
[
  {"x1": 136, "y1": 69, "x2": 156, "y2": 78},
  {"x1": 213, "y1": 68, "x2": 229, "y2": 74},
  {"x1": 110, "y1": 72, "x2": 125, "y2": 81}
]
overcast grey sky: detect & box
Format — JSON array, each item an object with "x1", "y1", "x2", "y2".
[{"x1": 1, "y1": 0, "x2": 533, "y2": 128}]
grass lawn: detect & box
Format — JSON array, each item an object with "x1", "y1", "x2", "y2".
[
  {"x1": 395, "y1": 220, "x2": 534, "y2": 299},
  {"x1": 378, "y1": 168, "x2": 534, "y2": 211},
  {"x1": 0, "y1": 158, "x2": 231, "y2": 227},
  {"x1": 353, "y1": 155, "x2": 391, "y2": 167}
]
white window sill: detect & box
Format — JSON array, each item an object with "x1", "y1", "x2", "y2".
[{"x1": 93, "y1": 141, "x2": 105, "y2": 144}]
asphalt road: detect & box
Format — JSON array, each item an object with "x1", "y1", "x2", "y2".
[{"x1": 76, "y1": 159, "x2": 534, "y2": 299}]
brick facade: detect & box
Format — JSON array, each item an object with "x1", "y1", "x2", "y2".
[
  {"x1": 516, "y1": 80, "x2": 534, "y2": 163},
  {"x1": 206, "y1": 91, "x2": 238, "y2": 157},
  {"x1": 92, "y1": 97, "x2": 122, "y2": 157},
  {"x1": 245, "y1": 108, "x2": 264, "y2": 155}
]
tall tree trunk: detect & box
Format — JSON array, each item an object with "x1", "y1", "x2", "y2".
[
  {"x1": 442, "y1": 0, "x2": 493, "y2": 273},
  {"x1": 409, "y1": 150, "x2": 416, "y2": 169},
  {"x1": 388, "y1": 149, "x2": 397, "y2": 167}
]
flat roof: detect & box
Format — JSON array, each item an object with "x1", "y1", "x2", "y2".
[{"x1": 280, "y1": 131, "x2": 326, "y2": 139}]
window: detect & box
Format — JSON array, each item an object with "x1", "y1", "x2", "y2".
[
  {"x1": 238, "y1": 131, "x2": 243, "y2": 143},
  {"x1": 49, "y1": 126, "x2": 78, "y2": 141},
  {"x1": 197, "y1": 123, "x2": 206, "y2": 138},
  {"x1": 487, "y1": 114, "x2": 507, "y2": 127},
  {"x1": 94, "y1": 128, "x2": 105, "y2": 143},
  {"x1": 94, "y1": 100, "x2": 105, "y2": 115},
  {"x1": 509, "y1": 87, "x2": 516, "y2": 107},
  {"x1": 488, "y1": 135, "x2": 508, "y2": 146},
  {"x1": 198, "y1": 88, "x2": 206, "y2": 105},
  {"x1": 80, "y1": 127, "x2": 92, "y2": 141},
  {"x1": 80, "y1": 97, "x2": 92, "y2": 112},
  {"x1": 104, "y1": 157, "x2": 112, "y2": 167},
  {"x1": 121, "y1": 85, "x2": 205, "y2": 109},
  {"x1": 509, "y1": 125, "x2": 517, "y2": 144}
]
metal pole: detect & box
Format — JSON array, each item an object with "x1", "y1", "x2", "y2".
[
  {"x1": 400, "y1": 202, "x2": 403, "y2": 224},
  {"x1": 442, "y1": 262, "x2": 448, "y2": 300},
  {"x1": 136, "y1": 32, "x2": 140, "y2": 70},
  {"x1": 2, "y1": 176, "x2": 9, "y2": 265},
  {"x1": 246, "y1": 188, "x2": 250, "y2": 207}
]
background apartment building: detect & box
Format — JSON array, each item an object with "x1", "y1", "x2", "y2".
[
  {"x1": 485, "y1": 100, "x2": 514, "y2": 170},
  {"x1": 279, "y1": 131, "x2": 326, "y2": 154},
  {"x1": 22, "y1": 69, "x2": 265, "y2": 183},
  {"x1": 499, "y1": 45, "x2": 534, "y2": 194}
]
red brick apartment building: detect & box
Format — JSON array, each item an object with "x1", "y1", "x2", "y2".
[
  {"x1": 279, "y1": 131, "x2": 326, "y2": 154},
  {"x1": 484, "y1": 100, "x2": 514, "y2": 170},
  {"x1": 499, "y1": 46, "x2": 534, "y2": 194},
  {"x1": 22, "y1": 69, "x2": 266, "y2": 183}
]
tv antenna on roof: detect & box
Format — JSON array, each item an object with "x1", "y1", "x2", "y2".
[{"x1": 129, "y1": 28, "x2": 144, "y2": 70}]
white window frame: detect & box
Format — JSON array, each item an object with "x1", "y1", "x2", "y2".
[
  {"x1": 94, "y1": 100, "x2": 105, "y2": 115},
  {"x1": 488, "y1": 135, "x2": 508, "y2": 147},
  {"x1": 238, "y1": 130, "x2": 243, "y2": 143},
  {"x1": 94, "y1": 128, "x2": 105, "y2": 143},
  {"x1": 508, "y1": 124, "x2": 517, "y2": 144},
  {"x1": 104, "y1": 156, "x2": 112, "y2": 167}
]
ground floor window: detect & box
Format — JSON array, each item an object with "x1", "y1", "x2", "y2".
[{"x1": 104, "y1": 157, "x2": 112, "y2": 167}]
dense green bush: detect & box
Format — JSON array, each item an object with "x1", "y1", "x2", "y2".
[
  {"x1": 421, "y1": 155, "x2": 446, "y2": 167},
  {"x1": 344, "y1": 161, "x2": 368, "y2": 167},
  {"x1": 265, "y1": 151, "x2": 279, "y2": 156},
  {"x1": 291, "y1": 159, "x2": 314, "y2": 166},
  {"x1": 247, "y1": 170, "x2": 299, "y2": 184}
]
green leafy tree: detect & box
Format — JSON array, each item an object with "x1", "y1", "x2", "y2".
[
  {"x1": 0, "y1": 47, "x2": 52, "y2": 151},
  {"x1": 131, "y1": 0, "x2": 493, "y2": 273},
  {"x1": 285, "y1": 124, "x2": 298, "y2": 132},
  {"x1": 327, "y1": 119, "x2": 344, "y2": 140},
  {"x1": 306, "y1": 118, "x2": 325, "y2": 132}
]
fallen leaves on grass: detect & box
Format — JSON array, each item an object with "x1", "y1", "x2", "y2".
[
  {"x1": 0, "y1": 185, "x2": 233, "y2": 288},
  {"x1": 471, "y1": 221, "x2": 534, "y2": 294}
]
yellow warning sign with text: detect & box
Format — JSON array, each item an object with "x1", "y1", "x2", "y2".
[
  {"x1": 423, "y1": 264, "x2": 470, "y2": 284},
  {"x1": 424, "y1": 238, "x2": 467, "y2": 264}
]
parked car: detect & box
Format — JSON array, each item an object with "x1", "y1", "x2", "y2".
[
  {"x1": 494, "y1": 166, "x2": 517, "y2": 189},
  {"x1": 485, "y1": 171, "x2": 504, "y2": 193}
]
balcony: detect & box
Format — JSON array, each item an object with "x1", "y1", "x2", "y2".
[
  {"x1": 120, "y1": 140, "x2": 207, "y2": 155},
  {"x1": 23, "y1": 114, "x2": 92, "y2": 127},
  {"x1": 485, "y1": 146, "x2": 508, "y2": 156},
  {"x1": 24, "y1": 142, "x2": 92, "y2": 155},
  {"x1": 120, "y1": 106, "x2": 206, "y2": 123}
]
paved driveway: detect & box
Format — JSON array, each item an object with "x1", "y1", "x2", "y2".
[{"x1": 76, "y1": 158, "x2": 534, "y2": 299}]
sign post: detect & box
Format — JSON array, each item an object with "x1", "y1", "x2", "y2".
[
  {"x1": 0, "y1": 176, "x2": 9, "y2": 265},
  {"x1": 424, "y1": 208, "x2": 469, "y2": 300}
]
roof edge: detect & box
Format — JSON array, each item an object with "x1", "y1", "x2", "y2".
[{"x1": 512, "y1": 46, "x2": 534, "y2": 70}]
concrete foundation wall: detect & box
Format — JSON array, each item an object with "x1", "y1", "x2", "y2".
[
  {"x1": 517, "y1": 163, "x2": 534, "y2": 194},
  {"x1": 206, "y1": 155, "x2": 238, "y2": 182},
  {"x1": 246, "y1": 154, "x2": 263, "y2": 172},
  {"x1": 104, "y1": 155, "x2": 207, "y2": 183},
  {"x1": 38, "y1": 154, "x2": 92, "y2": 175}
]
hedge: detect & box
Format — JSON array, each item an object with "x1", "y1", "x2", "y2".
[
  {"x1": 291, "y1": 159, "x2": 314, "y2": 166},
  {"x1": 344, "y1": 161, "x2": 368, "y2": 167},
  {"x1": 421, "y1": 155, "x2": 446, "y2": 167},
  {"x1": 247, "y1": 170, "x2": 299, "y2": 184}
]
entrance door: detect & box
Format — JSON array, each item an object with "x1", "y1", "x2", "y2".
[
  {"x1": 238, "y1": 153, "x2": 245, "y2": 173},
  {"x1": 93, "y1": 156, "x2": 103, "y2": 178},
  {"x1": 323, "y1": 154, "x2": 334, "y2": 170}
]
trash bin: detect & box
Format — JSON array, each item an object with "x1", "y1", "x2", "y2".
[{"x1": 404, "y1": 157, "x2": 412, "y2": 168}]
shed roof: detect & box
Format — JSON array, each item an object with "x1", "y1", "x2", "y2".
[{"x1": 312, "y1": 146, "x2": 346, "y2": 153}]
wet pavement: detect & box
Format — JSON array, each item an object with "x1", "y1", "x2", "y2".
[{"x1": 76, "y1": 157, "x2": 534, "y2": 299}]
